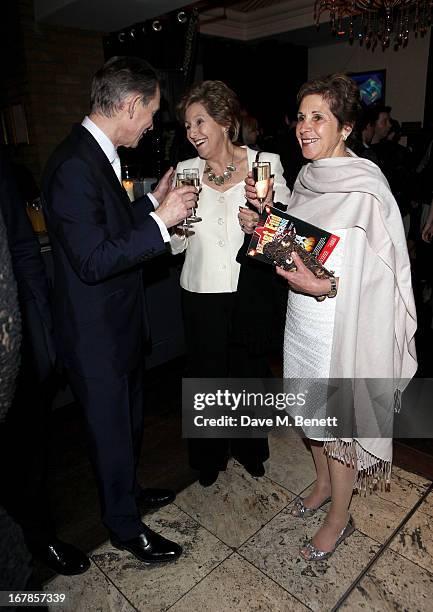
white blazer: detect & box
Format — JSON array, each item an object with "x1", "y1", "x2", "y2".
[{"x1": 171, "y1": 146, "x2": 290, "y2": 294}]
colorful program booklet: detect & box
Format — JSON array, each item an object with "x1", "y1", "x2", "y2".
[{"x1": 247, "y1": 204, "x2": 340, "y2": 265}]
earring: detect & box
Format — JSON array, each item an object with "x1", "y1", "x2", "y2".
[{"x1": 343, "y1": 134, "x2": 347, "y2": 141}]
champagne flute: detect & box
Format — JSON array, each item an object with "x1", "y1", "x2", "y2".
[
  {"x1": 183, "y1": 168, "x2": 202, "y2": 223},
  {"x1": 176, "y1": 171, "x2": 193, "y2": 233},
  {"x1": 26, "y1": 197, "x2": 47, "y2": 234},
  {"x1": 252, "y1": 161, "x2": 271, "y2": 214}
]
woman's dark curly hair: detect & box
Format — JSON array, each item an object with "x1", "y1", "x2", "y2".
[
  {"x1": 297, "y1": 73, "x2": 361, "y2": 130},
  {"x1": 177, "y1": 80, "x2": 241, "y2": 141}
]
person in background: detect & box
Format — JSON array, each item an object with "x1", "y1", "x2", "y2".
[
  {"x1": 350, "y1": 106, "x2": 379, "y2": 165},
  {"x1": 270, "y1": 110, "x2": 306, "y2": 190},
  {"x1": 240, "y1": 114, "x2": 260, "y2": 150},
  {"x1": 172, "y1": 80, "x2": 291, "y2": 486},
  {"x1": 42, "y1": 56, "x2": 197, "y2": 564},
  {"x1": 416, "y1": 134, "x2": 433, "y2": 202},
  {"x1": 370, "y1": 104, "x2": 392, "y2": 144},
  {"x1": 372, "y1": 115, "x2": 414, "y2": 217},
  {"x1": 0, "y1": 170, "x2": 30, "y2": 591},
  {"x1": 245, "y1": 73, "x2": 416, "y2": 561},
  {"x1": 0, "y1": 152, "x2": 90, "y2": 576}
]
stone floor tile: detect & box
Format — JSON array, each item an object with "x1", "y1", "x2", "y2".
[
  {"x1": 91, "y1": 504, "x2": 231, "y2": 611},
  {"x1": 45, "y1": 561, "x2": 135, "y2": 612},
  {"x1": 238, "y1": 506, "x2": 379, "y2": 611},
  {"x1": 265, "y1": 432, "x2": 316, "y2": 496},
  {"x1": 340, "y1": 548, "x2": 433, "y2": 611},
  {"x1": 373, "y1": 468, "x2": 431, "y2": 511},
  {"x1": 349, "y1": 489, "x2": 409, "y2": 543},
  {"x1": 392, "y1": 465, "x2": 431, "y2": 488},
  {"x1": 175, "y1": 458, "x2": 293, "y2": 548},
  {"x1": 389, "y1": 508, "x2": 433, "y2": 574},
  {"x1": 415, "y1": 490, "x2": 433, "y2": 518},
  {"x1": 170, "y1": 553, "x2": 309, "y2": 612}
]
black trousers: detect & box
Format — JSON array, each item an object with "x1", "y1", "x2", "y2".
[
  {"x1": 67, "y1": 365, "x2": 144, "y2": 541},
  {"x1": 182, "y1": 289, "x2": 269, "y2": 472}
]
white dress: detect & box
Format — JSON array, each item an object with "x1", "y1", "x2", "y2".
[
  {"x1": 283, "y1": 230, "x2": 346, "y2": 441},
  {"x1": 282, "y1": 155, "x2": 417, "y2": 489},
  {"x1": 284, "y1": 229, "x2": 346, "y2": 380}
]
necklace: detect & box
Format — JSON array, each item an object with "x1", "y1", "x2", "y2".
[{"x1": 204, "y1": 151, "x2": 236, "y2": 186}]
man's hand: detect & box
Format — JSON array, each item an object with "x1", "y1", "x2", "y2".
[
  {"x1": 154, "y1": 185, "x2": 197, "y2": 229},
  {"x1": 245, "y1": 171, "x2": 274, "y2": 211},
  {"x1": 238, "y1": 206, "x2": 260, "y2": 234},
  {"x1": 152, "y1": 167, "x2": 175, "y2": 204}
]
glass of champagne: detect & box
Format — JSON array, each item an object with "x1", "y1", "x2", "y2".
[
  {"x1": 252, "y1": 161, "x2": 271, "y2": 214},
  {"x1": 183, "y1": 168, "x2": 202, "y2": 223},
  {"x1": 176, "y1": 171, "x2": 193, "y2": 233},
  {"x1": 26, "y1": 197, "x2": 47, "y2": 234}
]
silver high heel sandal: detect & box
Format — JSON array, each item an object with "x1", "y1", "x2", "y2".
[
  {"x1": 291, "y1": 495, "x2": 332, "y2": 518},
  {"x1": 301, "y1": 514, "x2": 355, "y2": 561}
]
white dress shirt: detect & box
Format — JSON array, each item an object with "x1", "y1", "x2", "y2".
[
  {"x1": 81, "y1": 116, "x2": 170, "y2": 242},
  {"x1": 171, "y1": 147, "x2": 290, "y2": 293}
]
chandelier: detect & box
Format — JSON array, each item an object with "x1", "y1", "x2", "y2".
[{"x1": 314, "y1": 0, "x2": 432, "y2": 49}]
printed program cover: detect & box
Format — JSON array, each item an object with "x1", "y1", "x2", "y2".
[{"x1": 247, "y1": 204, "x2": 340, "y2": 265}]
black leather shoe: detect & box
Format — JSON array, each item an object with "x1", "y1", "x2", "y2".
[
  {"x1": 136, "y1": 487, "x2": 176, "y2": 508},
  {"x1": 35, "y1": 539, "x2": 90, "y2": 576},
  {"x1": 198, "y1": 470, "x2": 219, "y2": 487},
  {"x1": 111, "y1": 526, "x2": 182, "y2": 564},
  {"x1": 243, "y1": 462, "x2": 265, "y2": 478}
]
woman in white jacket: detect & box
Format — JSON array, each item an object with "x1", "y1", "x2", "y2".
[{"x1": 172, "y1": 80, "x2": 290, "y2": 486}]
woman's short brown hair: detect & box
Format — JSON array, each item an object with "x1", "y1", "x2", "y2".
[
  {"x1": 297, "y1": 73, "x2": 361, "y2": 129},
  {"x1": 177, "y1": 80, "x2": 241, "y2": 141}
]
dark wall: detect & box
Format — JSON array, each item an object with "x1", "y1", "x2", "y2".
[
  {"x1": 201, "y1": 36, "x2": 308, "y2": 132},
  {"x1": 102, "y1": 26, "x2": 308, "y2": 170},
  {"x1": 103, "y1": 9, "x2": 200, "y2": 175},
  {"x1": 1, "y1": 0, "x2": 104, "y2": 182},
  {"x1": 423, "y1": 26, "x2": 433, "y2": 131}
]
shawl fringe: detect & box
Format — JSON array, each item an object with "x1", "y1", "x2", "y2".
[
  {"x1": 323, "y1": 438, "x2": 391, "y2": 493},
  {"x1": 394, "y1": 388, "x2": 402, "y2": 413}
]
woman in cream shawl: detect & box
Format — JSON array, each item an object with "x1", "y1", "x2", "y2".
[{"x1": 244, "y1": 74, "x2": 417, "y2": 561}]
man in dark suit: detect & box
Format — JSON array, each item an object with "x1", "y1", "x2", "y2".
[
  {"x1": 0, "y1": 151, "x2": 90, "y2": 576},
  {"x1": 41, "y1": 56, "x2": 197, "y2": 563}
]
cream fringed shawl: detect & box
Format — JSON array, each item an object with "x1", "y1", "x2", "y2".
[{"x1": 289, "y1": 154, "x2": 417, "y2": 488}]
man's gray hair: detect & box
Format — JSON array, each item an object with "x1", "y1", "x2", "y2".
[{"x1": 90, "y1": 56, "x2": 159, "y2": 118}]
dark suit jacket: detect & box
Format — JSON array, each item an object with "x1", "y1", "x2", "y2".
[
  {"x1": 41, "y1": 124, "x2": 167, "y2": 378},
  {"x1": 0, "y1": 153, "x2": 55, "y2": 383}
]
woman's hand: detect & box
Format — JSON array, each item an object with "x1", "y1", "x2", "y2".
[
  {"x1": 245, "y1": 171, "x2": 274, "y2": 211},
  {"x1": 276, "y1": 252, "x2": 337, "y2": 297},
  {"x1": 238, "y1": 206, "x2": 260, "y2": 234}
]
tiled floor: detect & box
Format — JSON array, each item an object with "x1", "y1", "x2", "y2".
[{"x1": 45, "y1": 431, "x2": 433, "y2": 611}]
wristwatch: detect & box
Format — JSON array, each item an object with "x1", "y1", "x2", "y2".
[{"x1": 327, "y1": 276, "x2": 337, "y2": 298}]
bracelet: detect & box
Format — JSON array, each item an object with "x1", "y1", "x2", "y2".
[{"x1": 327, "y1": 276, "x2": 337, "y2": 298}]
